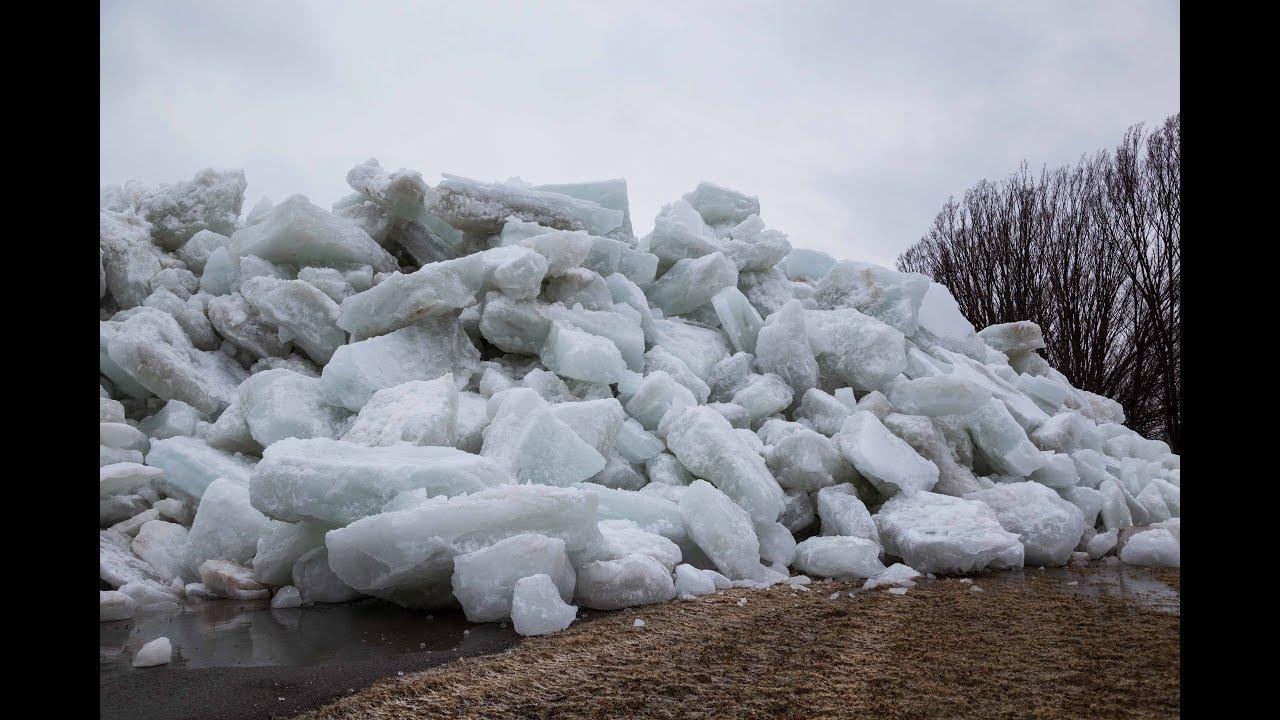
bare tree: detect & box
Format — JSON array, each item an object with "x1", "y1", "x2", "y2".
[{"x1": 898, "y1": 115, "x2": 1180, "y2": 449}]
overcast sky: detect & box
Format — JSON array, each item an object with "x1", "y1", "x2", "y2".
[{"x1": 100, "y1": 1, "x2": 1178, "y2": 267}]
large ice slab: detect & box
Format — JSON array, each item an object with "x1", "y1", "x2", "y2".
[
  {"x1": 341, "y1": 375, "x2": 459, "y2": 447},
  {"x1": 326, "y1": 484, "x2": 599, "y2": 608},
  {"x1": 229, "y1": 194, "x2": 398, "y2": 272},
  {"x1": 429, "y1": 174, "x2": 625, "y2": 237},
  {"x1": 238, "y1": 369, "x2": 349, "y2": 447},
  {"x1": 665, "y1": 406, "x2": 785, "y2": 523},
  {"x1": 511, "y1": 573, "x2": 579, "y2": 635},
  {"x1": 792, "y1": 536, "x2": 885, "y2": 579},
  {"x1": 320, "y1": 315, "x2": 480, "y2": 412},
  {"x1": 145, "y1": 436, "x2": 256, "y2": 501},
  {"x1": 575, "y1": 553, "x2": 676, "y2": 610},
  {"x1": 677, "y1": 480, "x2": 772, "y2": 581},
  {"x1": 835, "y1": 412, "x2": 939, "y2": 497},
  {"x1": 965, "y1": 482, "x2": 1085, "y2": 566},
  {"x1": 185, "y1": 478, "x2": 269, "y2": 574},
  {"x1": 251, "y1": 438, "x2": 512, "y2": 525},
  {"x1": 452, "y1": 533, "x2": 576, "y2": 622},
  {"x1": 874, "y1": 492, "x2": 1023, "y2": 575}
]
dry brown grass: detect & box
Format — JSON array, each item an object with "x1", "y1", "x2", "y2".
[{"x1": 296, "y1": 570, "x2": 1179, "y2": 720}]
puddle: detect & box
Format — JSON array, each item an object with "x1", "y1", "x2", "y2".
[
  {"x1": 966, "y1": 564, "x2": 1180, "y2": 613},
  {"x1": 100, "y1": 597, "x2": 519, "y2": 678}
]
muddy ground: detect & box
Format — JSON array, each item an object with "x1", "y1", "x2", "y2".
[{"x1": 296, "y1": 567, "x2": 1180, "y2": 720}]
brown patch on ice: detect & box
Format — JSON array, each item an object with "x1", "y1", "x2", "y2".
[{"x1": 296, "y1": 569, "x2": 1179, "y2": 720}]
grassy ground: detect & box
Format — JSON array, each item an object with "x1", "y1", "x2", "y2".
[{"x1": 296, "y1": 567, "x2": 1180, "y2": 720}]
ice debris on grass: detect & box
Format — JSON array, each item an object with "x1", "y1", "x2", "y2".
[{"x1": 98, "y1": 165, "x2": 1180, "y2": 634}]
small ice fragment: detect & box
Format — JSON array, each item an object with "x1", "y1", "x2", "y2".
[
  {"x1": 970, "y1": 586, "x2": 983, "y2": 593},
  {"x1": 887, "y1": 587, "x2": 909, "y2": 595},
  {"x1": 133, "y1": 637, "x2": 173, "y2": 667},
  {"x1": 633, "y1": 618, "x2": 645, "y2": 628},
  {"x1": 736, "y1": 597, "x2": 747, "y2": 607}
]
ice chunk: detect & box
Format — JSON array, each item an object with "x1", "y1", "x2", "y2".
[
  {"x1": 271, "y1": 586, "x2": 303, "y2": 609},
  {"x1": 644, "y1": 347, "x2": 711, "y2": 404},
  {"x1": 574, "y1": 554, "x2": 676, "y2": 610},
  {"x1": 678, "y1": 480, "x2": 772, "y2": 580},
  {"x1": 766, "y1": 427, "x2": 849, "y2": 492},
  {"x1": 238, "y1": 369, "x2": 348, "y2": 447},
  {"x1": 576, "y1": 519, "x2": 683, "y2": 570},
  {"x1": 816, "y1": 484, "x2": 879, "y2": 543},
  {"x1": 451, "y1": 534, "x2": 576, "y2": 622},
  {"x1": 643, "y1": 199, "x2": 722, "y2": 266},
  {"x1": 511, "y1": 573, "x2": 579, "y2": 635},
  {"x1": 207, "y1": 293, "x2": 291, "y2": 359},
  {"x1": 336, "y1": 259, "x2": 480, "y2": 341},
  {"x1": 614, "y1": 418, "x2": 665, "y2": 464},
  {"x1": 137, "y1": 400, "x2": 205, "y2": 440},
  {"x1": 252, "y1": 520, "x2": 327, "y2": 586},
  {"x1": 887, "y1": 375, "x2": 991, "y2": 417},
  {"x1": 978, "y1": 321, "x2": 1046, "y2": 355},
  {"x1": 320, "y1": 315, "x2": 480, "y2": 412},
  {"x1": 1030, "y1": 411, "x2": 1105, "y2": 454},
  {"x1": 101, "y1": 590, "x2": 136, "y2": 622},
  {"x1": 648, "y1": 253, "x2": 738, "y2": 316},
  {"x1": 186, "y1": 478, "x2": 269, "y2": 573},
  {"x1": 835, "y1": 412, "x2": 938, "y2": 497},
  {"x1": 783, "y1": 249, "x2": 837, "y2": 281},
  {"x1": 326, "y1": 484, "x2": 599, "y2": 608},
  {"x1": 755, "y1": 300, "x2": 818, "y2": 398},
  {"x1": 963, "y1": 399, "x2": 1046, "y2": 476},
  {"x1": 625, "y1": 371, "x2": 697, "y2": 430},
  {"x1": 241, "y1": 276, "x2": 346, "y2": 365},
  {"x1": 1097, "y1": 479, "x2": 1136, "y2": 531},
  {"x1": 100, "y1": 462, "x2": 163, "y2": 495},
  {"x1": 292, "y1": 547, "x2": 363, "y2": 604},
  {"x1": 133, "y1": 637, "x2": 173, "y2": 667},
  {"x1": 874, "y1": 492, "x2": 1023, "y2": 575},
  {"x1": 588, "y1": 451, "x2": 647, "y2": 491},
  {"x1": 645, "y1": 453, "x2": 692, "y2": 486},
  {"x1": 965, "y1": 482, "x2": 1085, "y2": 566},
  {"x1": 649, "y1": 318, "x2": 731, "y2": 381},
  {"x1": 199, "y1": 559, "x2": 270, "y2": 600},
  {"x1": 145, "y1": 436, "x2": 255, "y2": 501},
  {"x1": 252, "y1": 438, "x2": 512, "y2": 525},
  {"x1": 540, "y1": 321, "x2": 628, "y2": 384},
  {"x1": 1057, "y1": 485, "x2": 1105, "y2": 527},
  {"x1": 730, "y1": 374, "x2": 793, "y2": 423},
  {"x1": 342, "y1": 375, "x2": 458, "y2": 447},
  {"x1": 674, "y1": 563, "x2": 717, "y2": 596},
  {"x1": 794, "y1": 389, "x2": 852, "y2": 436},
  {"x1": 1085, "y1": 528, "x2": 1118, "y2": 559},
  {"x1": 105, "y1": 308, "x2": 248, "y2": 415},
  {"x1": 176, "y1": 229, "x2": 229, "y2": 275},
  {"x1": 813, "y1": 261, "x2": 931, "y2": 335},
  {"x1": 429, "y1": 174, "x2": 625, "y2": 236},
  {"x1": 229, "y1": 194, "x2": 397, "y2": 272},
  {"x1": 137, "y1": 168, "x2": 246, "y2": 250},
  {"x1": 1028, "y1": 452, "x2": 1079, "y2": 489},
  {"x1": 665, "y1": 407, "x2": 785, "y2": 523},
  {"x1": 101, "y1": 530, "x2": 166, "y2": 588},
  {"x1": 863, "y1": 563, "x2": 922, "y2": 590},
  {"x1": 806, "y1": 308, "x2": 907, "y2": 391},
  {"x1": 132, "y1": 521, "x2": 191, "y2": 583},
  {"x1": 720, "y1": 215, "x2": 791, "y2": 271},
  {"x1": 481, "y1": 389, "x2": 606, "y2": 486},
  {"x1": 881, "y1": 413, "x2": 985, "y2": 497},
  {"x1": 711, "y1": 286, "x2": 765, "y2": 354},
  {"x1": 682, "y1": 182, "x2": 760, "y2": 227},
  {"x1": 755, "y1": 520, "x2": 797, "y2": 566},
  {"x1": 792, "y1": 536, "x2": 886, "y2": 579},
  {"x1": 1119, "y1": 529, "x2": 1179, "y2": 567}
]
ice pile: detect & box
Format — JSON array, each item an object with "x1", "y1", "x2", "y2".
[{"x1": 100, "y1": 162, "x2": 1182, "y2": 636}]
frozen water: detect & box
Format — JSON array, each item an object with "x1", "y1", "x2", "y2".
[
  {"x1": 252, "y1": 520, "x2": 327, "y2": 586},
  {"x1": 816, "y1": 484, "x2": 880, "y2": 543},
  {"x1": 863, "y1": 563, "x2": 922, "y2": 590},
  {"x1": 792, "y1": 536, "x2": 885, "y2": 579},
  {"x1": 1119, "y1": 528, "x2": 1179, "y2": 568},
  {"x1": 199, "y1": 560, "x2": 270, "y2": 600},
  {"x1": 229, "y1": 195, "x2": 397, "y2": 272},
  {"x1": 186, "y1": 478, "x2": 269, "y2": 574},
  {"x1": 239, "y1": 369, "x2": 349, "y2": 447},
  {"x1": 665, "y1": 407, "x2": 785, "y2": 523},
  {"x1": 326, "y1": 484, "x2": 598, "y2": 608},
  {"x1": 875, "y1": 492, "x2": 1023, "y2": 575},
  {"x1": 575, "y1": 553, "x2": 676, "y2": 610},
  {"x1": 292, "y1": 547, "x2": 363, "y2": 604},
  {"x1": 145, "y1": 436, "x2": 255, "y2": 501},
  {"x1": 452, "y1": 533, "x2": 575, "y2": 622},
  {"x1": 133, "y1": 637, "x2": 173, "y2": 667},
  {"x1": 251, "y1": 438, "x2": 512, "y2": 525},
  {"x1": 965, "y1": 482, "x2": 1085, "y2": 566},
  {"x1": 342, "y1": 375, "x2": 458, "y2": 447},
  {"x1": 511, "y1": 573, "x2": 578, "y2": 636},
  {"x1": 101, "y1": 590, "x2": 137, "y2": 622},
  {"x1": 677, "y1": 480, "x2": 772, "y2": 580},
  {"x1": 674, "y1": 563, "x2": 717, "y2": 596},
  {"x1": 835, "y1": 411, "x2": 939, "y2": 497},
  {"x1": 481, "y1": 389, "x2": 606, "y2": 486}
]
